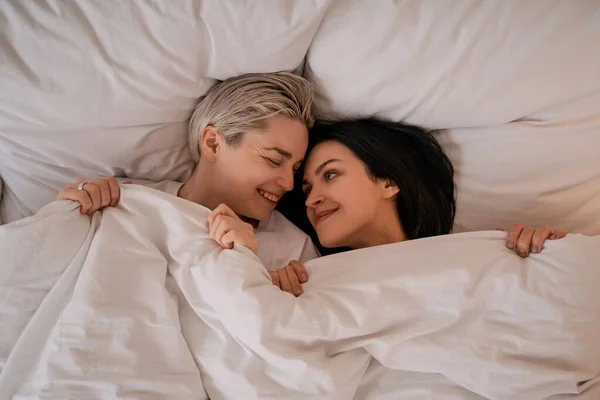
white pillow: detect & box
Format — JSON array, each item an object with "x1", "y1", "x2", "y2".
[
  {"x1": 0, "y1": 0, "x2": 331, "y2": 223},
  {"x1": 305, "y1": 0, "x2": 600, "y2": 235},
  {"x1": 306, "y1": 0, "x2": 600, "y2": 127},
  {"x1": 437, "y1": 100, "x2": 600, "y2": 235}
]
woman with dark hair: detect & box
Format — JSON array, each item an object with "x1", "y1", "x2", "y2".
[
  {"x1": 269, "y1": 118, "x2": 567, "y2": 294},
  {"x1": 301, "y1": 118, "x2": 456, "y2": 248}
]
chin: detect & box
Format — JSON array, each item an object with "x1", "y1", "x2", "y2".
[
  {"x1": 244, "y1": 206, "x2": 274, "y2": 222},
  {"x1": 316, "y1": 231, "x2": 345, "y2": 249}
]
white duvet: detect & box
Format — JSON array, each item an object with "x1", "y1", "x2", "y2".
[{"x1": 0, "y1": 185, "x2": 599, "y2": 400}]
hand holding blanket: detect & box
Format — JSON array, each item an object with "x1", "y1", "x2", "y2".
[{"x1": 1, "y1": 185, "x2": 598, "y2": 400}]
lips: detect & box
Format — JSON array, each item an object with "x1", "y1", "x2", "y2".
[
  {"x1": 257, "y1": 188, "x2": 281, "y2": 203},
  {"x1": 315, "y1": 208, "x2": 338, "y2": 224}
]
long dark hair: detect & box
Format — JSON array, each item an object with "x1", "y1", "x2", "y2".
[{"x1": 277, "y1": 118, "x2": 456, "y2": 253}]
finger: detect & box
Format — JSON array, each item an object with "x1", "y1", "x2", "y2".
[
  {"x1": 57, "y1": 187, "x2": 71, "y2": 200},
  {"x1": 505, "y1": 223, "x2": 524, "y2": 250},
  {"x1": 224, "y1": 229, "x2": 259, "y2": 254},
  {"x1": 550, "y1": 228, "x2": 568, "y2": 240},
  {"x1": 269, "y1": 271, "x2": 281, "y2": 289},
  {"x1": 278, "y1": 269, "x2": 294, "y2": 295},
  {"x1": 207, "y1": 208, "x2": 220, "y2": 229},
  {"x1": 215, "y1": 203, "x2": 236, "y2": 218},
  {"x1": 220, "y1": 230, "x2": 239, "y2": 250},
  {"x1": 104, "y1": 177, "x2": 121, "y2": 206},
  {"x1": 214, "y1": 217, "x2": 235, "y2": 249},
  {"x1": 214, "y1": 217, "x2": 231, "y2": 245},
  {"x1": 58, "y1": 188, "x2": 93, "y2": 214},
  {"x1": 208, "y1": 214, "x2": 221, "y2": 239},
  {"x1": 83, "y1": 183, "x2": 102, "y2": 214},
  {"x1": 516, "y1": 226, "x2": 535, "y2": 257},
  {"x1": 68, "y1": 178, "x2": 94, "y2": 190},
  {"x1": 289, "y1": 260, "x2": 308, "y2": 283},
  {"x1": 209, "y1": 215, "x2": 226, "y2": 246},
  {"x1": 65, "y1": 178, "x2": 85, "y2": 190},
  {"x1": 212, "y1": 203, "x2": 242, "y2": 226},
  {"x1": 91, "y1": 178, "x2": 112, "y2": 208},
  {"x1": 123, "y1": 181, "x2": 133, "y2": 185},
  {"x1": 284, "y1": 265, "x2": 303, "y2": 296},
  {"x1": 208, "y1": 204, "x2": 230, "y2": 228},
  {"x1": 530, "y1": 225, "x2": 551, "y2": 253},
  {"x1": 555, "y1": 229, "x2": 568, "y2": 239},
  {"x1": 242, "y1": 220, "x2": 254, "y2": 233}
]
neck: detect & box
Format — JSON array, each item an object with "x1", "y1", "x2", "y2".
[
  {"x1": 349, "y1": 204, "x2": 407, "y2": 249},
  {"x1": 177, "y1": 162, "x2": 260, "y2": 228},
  {"x1": 177, "y1": 162, "x2": 220, "y2": 210}
]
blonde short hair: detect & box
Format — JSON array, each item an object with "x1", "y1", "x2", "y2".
[{"x1": 188, "y1": 72, "x2": 315, "y2": 162}]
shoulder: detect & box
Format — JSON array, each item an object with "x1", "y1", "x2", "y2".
[
  {"x1": 259, "y1": 210, "x2": 307, "y2": 237},
  {"x1": 144, "y1": 180, "x2": 184, "y2": 196},
  {"x1": 255, "y1": 210, "x2": 319, "y2": 268}
]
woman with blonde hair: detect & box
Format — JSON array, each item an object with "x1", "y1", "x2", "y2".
[{"x1": 58, "y1": 72, "x2": 320, "y2": 279}]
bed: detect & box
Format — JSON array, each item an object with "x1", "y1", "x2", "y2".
[{"x1": 1, "y1": 1, "x2": 599, "y2": 399}]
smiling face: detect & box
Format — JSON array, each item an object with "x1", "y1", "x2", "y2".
[
  {"x1": 302, "y1": 140, "x2": 401, "y2": 249},
  {"x1": 212, "y1": 115, "x2": 308, "y2": 221}
]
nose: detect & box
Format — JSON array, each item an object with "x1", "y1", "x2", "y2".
[
  {"x1": 276, "y1": 167, "x2": 294, "y2": 192},
  {"x1": 305, "y1": 188, "x2": 324, "y2": 208}
]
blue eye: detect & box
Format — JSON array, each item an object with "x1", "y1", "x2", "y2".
[{"x1": 324, "y1": 171, "x2": 338, "y2": 180}]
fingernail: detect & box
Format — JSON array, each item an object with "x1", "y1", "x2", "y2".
[
  {"x1": 295, "y1": 286, "x2": 303, "y2": 295},
  {"x1": 532, "y1": 246, "x2": 539, "y2": 253},
  {"x1": 301, "y1": 274, "x2": 307, "y2": 282},
  {"x1": 518, "y1": 249, "x2": 527, "y2": 257},
  {"x1": 507, "y1": 241, "x2": 515, "y2": 249}
]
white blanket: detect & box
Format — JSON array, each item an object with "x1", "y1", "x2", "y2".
[{"x1": 1, "y1": 185, "x2": 599, "y2": 399}]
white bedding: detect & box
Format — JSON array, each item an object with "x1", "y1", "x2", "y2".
[
  {"x1": 1, "y1": 185, "x2": 599, "y2": 399},
  {"x1": 2, "y1": 0, "x2": 600, "y2": 237},
  {"x1": 0, "y1": 0, "x2": 330, "y2": 223}
]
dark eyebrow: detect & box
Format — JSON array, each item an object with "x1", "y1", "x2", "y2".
[
  {"x1": 264, "y1": 147, "x2": 292, "y2": 159},
  {"x1": 302, "y1": 159, "x2": 340, "y2": 185}
]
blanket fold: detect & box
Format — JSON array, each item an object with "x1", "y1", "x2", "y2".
[{"x1": 1, "y1": 185, "x2": 598, "y2": 400}]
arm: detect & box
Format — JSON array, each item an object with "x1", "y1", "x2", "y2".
[{"x1": 57, "y1": 177, "x2": 182, "y2": 214}]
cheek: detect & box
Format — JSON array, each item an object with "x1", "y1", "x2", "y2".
[
  {"x1": 234, "y1": 161, "x2": 274, "y2": 188},
  {"x1": 342, "y1": 195, "x2": 376, "y2": 221},
  {"x1": 338, "y1": 179, "x2": 376, "y2": 207},
  {"x1": 306, "y1": 208, "x2": 316, "y2": 224},
  {"x1": 337, "y1": 183, "x2": 382, "y2": 225}
]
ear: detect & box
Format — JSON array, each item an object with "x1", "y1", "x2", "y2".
[
  {"x1": 377, "y1": 179, "x2": 399, "y2": 199},
  {"x1": 200, "y1": 125, "x2": 223, "y2": 162}
]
